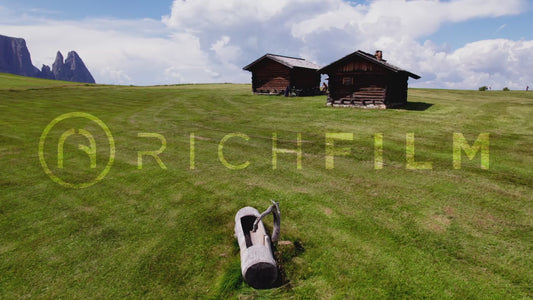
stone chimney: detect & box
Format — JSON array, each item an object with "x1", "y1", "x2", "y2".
[{"x1": 375, "y1": 50, "x2": 383, "y2": 61}]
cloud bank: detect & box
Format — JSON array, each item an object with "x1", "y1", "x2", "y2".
[{"x1": 1, "y1": 0, "x2": 531, "y2": 89}]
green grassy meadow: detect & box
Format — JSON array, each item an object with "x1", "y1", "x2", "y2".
[{"x1": 0, "y1": 73, "x2": 532, "y2": 298}]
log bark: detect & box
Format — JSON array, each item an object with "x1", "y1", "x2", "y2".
[{"x1": 234, "y1": 207, "x2": 278, "y2": 289}]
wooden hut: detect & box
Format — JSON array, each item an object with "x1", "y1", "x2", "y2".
[
  {"x1": 318, "y1": 50, "x2": 420, "y2": 108},
  {"x1": 243, "y1": 54, "x2": 321, "y2": 96}
]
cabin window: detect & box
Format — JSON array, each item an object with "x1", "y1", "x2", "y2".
[{"x1": 342, "y1": 77, "x2": 354, "y2": 85}]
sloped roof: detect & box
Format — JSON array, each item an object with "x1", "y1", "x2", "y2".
[
  {"x1": 318, "y1": 50, "x2": 421, "y2": 79},
  {"x1": 243, "y1": 54, "x2": 321, "y2": 71}
]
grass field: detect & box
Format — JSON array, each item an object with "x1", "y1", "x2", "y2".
[{"x1": 0, "y1": 73, "x2": 532, "y2": 298}]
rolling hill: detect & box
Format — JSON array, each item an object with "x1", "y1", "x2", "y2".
[{"x1": 0, "y1": 73, "x2": 531, "y2": 298}]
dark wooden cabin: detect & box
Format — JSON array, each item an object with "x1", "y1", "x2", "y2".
[
  {"x1": 318, "y1": 50, "x2": 420, "y2": 108},
  {"x1": 243, "y1": 54, "x2": 321, "y2": 96}
]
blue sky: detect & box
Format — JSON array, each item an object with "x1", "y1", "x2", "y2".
[
  {"x1": 6, "y1": 0, "x2": 532, "y2": 48},
  {"x1": 1, "y1": 0, "x2": 532, "y2": 89},
  {"x1": 2, "y1": 0, "x2": 173, "y2": 19},
  {"x1": 428, "y1": 12, "x2": 533, "y2": 48}
]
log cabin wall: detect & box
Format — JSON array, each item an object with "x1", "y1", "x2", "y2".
[
  {"x1": 385, "y1": 74, "x2": 409, "y2": 107},
  {"x1": 245, "y1": 54, "x2": 321, "y2": 96},
  {"x1": 326, "y1": 59, "x2": 409, "y2": 108},
  {"x1": 291, "y1": 68, "x2": 321, "y2": 90},
  {"x1": 327, "y1": 60, "x2": 388, "y2": 108},
  {"x1": 251, "y1": 59, "x2": 291, "y2": 94},
  {"x1": 320, "y1": 50, "x2": 419, "y2": 109}
]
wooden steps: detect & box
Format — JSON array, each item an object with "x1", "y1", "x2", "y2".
[{"x1": 329, "y1": 86, "x2": 387, "y2": 107}]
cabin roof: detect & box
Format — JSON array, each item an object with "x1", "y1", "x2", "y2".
[
  {"x1": 243, "y1": 54, "x2": 321, "y2": 71},
  {"x1": 318, "y1": 50, "x2": 421, "y2": 79}
]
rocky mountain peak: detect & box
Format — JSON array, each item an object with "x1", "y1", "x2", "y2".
[
  {"x1": 51, "y1": 50, "x2": 95, "y2": 84},
  {"x1": 0, "y1": 34, "x2": 95, "y2": 84},
  {"x1": 0, "y1": 34, "x2": 40, "y2": 77}
]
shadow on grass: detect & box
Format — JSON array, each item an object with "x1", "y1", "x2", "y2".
[
  {"x1": 214, "y1": 238, "x2": 304, "y2": 297},
  {"x1": 397, "y1": 102, "x2": 434, "y2": 111}
]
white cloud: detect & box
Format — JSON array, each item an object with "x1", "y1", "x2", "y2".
[
  {"x1": 446, "y1": 39, "x2": 533, "y2": 89},
  {"x1": 1, "y1": 19, "x2": 214, "y2": 85},
  {"x1": 0, "y1": 0, "x2": 531, "y2": 89},
  {"x1": 291, "y1": 0, "x2": 525, "y2": 40},
  {"x1": 162, "y1": 0, "x2": 291, "y2": 29},
  {"x1": 210, "y1": 36, "x2": 242, "y2": 64},
  {"x1": 161, "y1": 0, "x2": 531, "y2": 89}
]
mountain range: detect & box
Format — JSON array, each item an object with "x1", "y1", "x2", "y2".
[{"x1": 0, "y1": 34, "x2": 95, "y2": 84}]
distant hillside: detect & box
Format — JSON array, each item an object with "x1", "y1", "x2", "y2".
[
  {"x1": 0, "y1": 34, "x2": 95, "y2": 84},
  {"x1": 0, "y1": 72, "x2": 83, "y2": 89}
]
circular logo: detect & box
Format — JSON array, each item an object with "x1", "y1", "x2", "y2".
[{"x1": 39, "y1": 112, "x2": 115, "y2": 189}]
